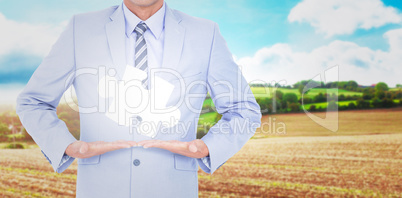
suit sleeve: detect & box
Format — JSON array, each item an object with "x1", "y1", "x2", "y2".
[
  {"x1": 197, "y1": 23, "x2": 262, "y2": 174},
  {"x1": 16, "y1": 16, "x2": 78, "y2": 173}
]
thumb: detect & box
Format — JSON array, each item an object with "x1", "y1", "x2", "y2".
[
  {"x1": 188, "y1": 142, "x2": 198, "y2": 153},
  {"x1": 79, "y1": 141, "x2": 89, "y2": 154}
]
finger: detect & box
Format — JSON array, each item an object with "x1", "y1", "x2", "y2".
[
  {"x1": 141, "y1": 140, "x2": 167, "y2": 149},
  {"x1": 144, "y1": 141, "x2": 184, "y2": 151},
  {"x1": 93, "y1": 142, "x2": 127, "y2": 154},
  {"x1": 126, "y1": 141, "x2": 139, "y2": 147},
  {"x1": 138, "y1": 140, "x2": 161, "y2": 148},
  {"x1": 137, "y1": 140, "x2": 160, "y2": 146},
  {"x1": 142, "y1": 142, "x2": 159, "y2": 149},
  {"x1": 113, "y1": 140, "x2": 137, "y2": 147},
  {"x1": 108, "y1": 141, "x2": 132, "y2": 149}
]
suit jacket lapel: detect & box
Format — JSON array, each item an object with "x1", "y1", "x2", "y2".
[
  {"x1": 162, "y1": 4, "x2": 185, "y2": 70},
  {"x1": 106, "y1": 4, "x2": 126, "y2": 80}
]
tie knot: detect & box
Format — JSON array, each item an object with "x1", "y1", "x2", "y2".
[{"x1": 134, "y1": 23, "x2": 148, "y2": 35}]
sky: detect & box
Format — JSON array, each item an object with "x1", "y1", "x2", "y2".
[{"x1": 0, "y1": 0, "x2": 401, "y2": 105}]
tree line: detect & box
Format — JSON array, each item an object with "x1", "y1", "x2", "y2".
[{"x1": 255, "y1": 81, "x2": 402, "y2": 114}]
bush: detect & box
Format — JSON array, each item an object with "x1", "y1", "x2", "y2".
[
  {"x1": 347, "y1": 102, "x2": 357, "y2": 110},
  {"x1": 394, "y1": 91, "x2": 402, "y2": 99},
  {"x1": 257, "y1": 98, "x2": 271, "y2": 114},
  {"x1": 381, "y1": 98, "x2": 396, "y2": 108},
  {"x1": 309, "y1": 105, "x2": 317, "y2": 112},
  {"x1": 302, "y1": 97, "x2": 313, "y2": 104},
  {"x1": 327, "y1": 93, "x2": 337, "y2": 101},
  {"x1": 339, "y1": 105, "x2": 348, "y2": 111},
  {"x1": 288, "y1": 103, "x2": 300, "y2": 112},
  {"x1": 283, "y1": 93, "x2": 298, "y2": 104},
  {"x1": 5, "y1": 143, "x2": 25, "y2": 149},
  {"x1": 275, "y1": 90, "x2": 284, "y2": 100},
  {"x1": 314, "y1": 93, "x2": 327, "y2": 103},
  {"x1": 202, "y1": 103, "x2": 212, "y2": 113},
  {"x1": 371, "y1": 98, "x2": 382, "y2": 108},
  {"x1": 338, "y1": 94, "x2": 346, "y2": 101},
  {"x1": 356, "y1": 98, "x2": 370, "y2": 109},
  {"x1": 197, "y1": 125, "x2": 210, "y2": 139},
  {"x1": 327, "y1": 101, "x2": 338, "y2": 111},
  {"x1": 0, "y1": 122, "x2": 10, "y2": 134},
  {"x1": 362, "y1": 93, "x2": 373, "y2": 100},
  {"x1": 375, "y1": 82, "x2": 389, "y2": 92}
]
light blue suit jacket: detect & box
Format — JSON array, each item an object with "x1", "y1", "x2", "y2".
[{"x1": 16, "y1": 3, "x2": 261, "y2": 198}]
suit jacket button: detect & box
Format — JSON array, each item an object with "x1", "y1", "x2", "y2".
[{"x1": 133, "y1": 159, "x2": 141, "y2": 166}]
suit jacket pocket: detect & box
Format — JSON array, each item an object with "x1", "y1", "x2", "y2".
[
  {"x1": 77, "y1": 155, "x2": 101, "y2": 165},
  {"x1": 174, "y1": 154, "x2": 198, "y2": 171}
]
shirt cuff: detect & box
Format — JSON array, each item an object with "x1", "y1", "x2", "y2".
[
  {"x1": 56, "y1": 153, "x2": 75, "y2": 173},
  {"x1": 59, "y1": 153, "x2": 71, "y2": 167},
  {"x1": 200, "y1": 156, "x2": 211, "y2": 169}
]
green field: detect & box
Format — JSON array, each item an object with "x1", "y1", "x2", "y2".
[
  {"x1": 203, "y1": 88, "x2": 363, "y2": 109},
  {"x1": 390, "y1": 88, "x2": 401, "y2": 91},
  {"x1": 198, "y1": 112, "x2": 219, "y2": 126},
  {"x1": 251, "y1": 87, "x2": 362, "y2": 99},
  {"x1": 302, "y1": 99, "x2": 400, "y2": 110},
  {"x1": 206, "y1": 88, "x2": 363, "y2": 99},
  {"x1": 302, "y1": 100, "x2": 357, "y2": 109}
]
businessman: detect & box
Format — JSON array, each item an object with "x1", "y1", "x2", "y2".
[{"x1": 16, "y1": 0, "x2": 261, "y2": 197}]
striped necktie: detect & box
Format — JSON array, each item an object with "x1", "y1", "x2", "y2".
[{"x1": 134, "y1": 23, "x2": 149, "y2": 89}]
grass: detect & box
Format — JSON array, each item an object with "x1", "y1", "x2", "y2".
[
  {"x1": 251, "y1": 87, "x2": 362, "y2": 99},
  {"x1": 206, "y1": 88, "x2": 363, "y2": 99},
  {"x1": 203, "y1": 88, "x2": 364, "y2": 111},
  {"x1": 5, "y1": 133, "x2": 25, "y2": 139},
  {"x1": 0, "y1": 142, "x2": 37, "y2": 149},
  {"x1": 202, "y1": 98, "x2": 214, "y2": 108},
  {"x1": 302, "y1": 100, "x2": 357, "y2": 109},
  {"x1": 198, "y1": 112, "x2": 219, "y2": 126}
]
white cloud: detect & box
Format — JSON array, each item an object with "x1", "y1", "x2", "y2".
[
  {"x1": 237, "y1": 28, "x2": 402, "y2": 87},
  {"x1": 384, "y1": 28, "x2": 402, "y2": 53},
  {"x1": 0, "y1": 13, "x2": 66, "y2": 57},
  {"x1": 288, "y1": 0, "x2": 402, "y2": 37}
]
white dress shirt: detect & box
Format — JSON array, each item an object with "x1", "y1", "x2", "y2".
[{"x1": 123, "y1": 2, "x2": 165, "y2": 71}]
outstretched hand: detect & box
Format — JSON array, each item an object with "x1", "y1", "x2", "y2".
[
  {"x1": 65, "y1": 140, "x2": 138, "y2": 159},
  {"x1": 137, "y1": 139, "x2": 209, "y2": 158},
  {"x1": 65, "y1": 139, "x2": 209, "y2": 159}
]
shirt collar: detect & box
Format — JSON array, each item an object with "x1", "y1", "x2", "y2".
[{"x1": 123, "y1": 2, "x2": 166, "y2": 40}]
